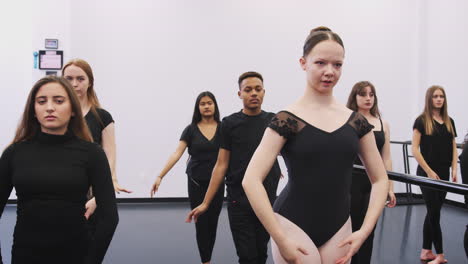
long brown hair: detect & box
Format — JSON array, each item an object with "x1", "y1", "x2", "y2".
[
  {"x1": 13, "y1": 76, "x2": 93, "y2": 143},
  {"x1": 346, "y1": 81, "x2": 381, "y2": 118},
  {"x1": 419, "y1": 85, "x2": 455, "y2": 136},
  {"x1": 62, "y1": 59, "x2": 103, "y2": 124}
]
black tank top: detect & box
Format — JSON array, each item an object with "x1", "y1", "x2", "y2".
[{"x1": 352, "y1": 117, "x2": 385, "y2": 192}]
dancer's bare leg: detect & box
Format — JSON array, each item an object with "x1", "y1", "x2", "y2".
[
  {"x1": 271, "y1": 213, "x2": 321, "y2": 264},
  {"x1": 318, "y1": 218, "x2": 352, "y2": 264}
]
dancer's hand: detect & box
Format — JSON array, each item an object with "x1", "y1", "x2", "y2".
[
  {"x1": 150, "y1": 176, "x2": 162, "y2": 197},
  {"x1": 451, "y1": 171, "x2": 457, "y2": 183},
  {"x1": 277, "y1": 237, "x2": 309, "y2": 264},
  {"x1": 427, "y1": 171, "x2": 440, "y2": 180},
  {"x1": 84, "y1": 198, "x2": 97, "y2": 220},
  {"x1": 336, "y1": 230, "x2": 367, "y2": 264},
  {"x1": 386, "y1": 191, "x2": 396, "y2": 208},
  {"x1": 186, "y1": 203, "x2": 208, "y2": 223},
  {"x1": 113, "y1": 180, "x2": 132, "y2": 194}
]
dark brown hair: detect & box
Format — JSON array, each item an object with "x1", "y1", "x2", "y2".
[
  {"x1": 419, "y1": 85, "x2": 455, "y2": 136},
  {"x1": 13, "y1": 76, "x2": 93, "y2": 143},
  {"x1": 303, "y1": 26, "x2": 344, "y2": 57},
  {"x1": 238, "y1": 71, "x2": 263, "y2": 89},
  {"x1": 346, "y1": 81, "x2": 381, "y2": 117}
]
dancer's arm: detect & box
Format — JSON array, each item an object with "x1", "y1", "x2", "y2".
[
  {"x1": 412, "y1": 129, "x2": 439, "y2": 179},
  {"x1": 102, "y1": 123, "x2": 130, "y2": 193},
  {"x1": 381, "y1": 120, "x2": 395, "y2": 207},
  {"x1": 451, "y1": 139, "x2": 458, "y2": 182},
  {"x1": 337, "y1": 131, "x2": 389, "y2": 264},
  {"x1": 186, "y1": 148, "x2": 229, "y2": 223},
  {"x1": 243, "y1": 128, "x2": 308, "y2": 262},
  {"x1": 150, "y1": 141, "x2": 187, "y2": 197}
]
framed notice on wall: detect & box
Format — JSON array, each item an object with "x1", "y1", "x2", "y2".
[
  {"x1": 45, "y1": 39, "x2": 59, "y2": 49},
  {"x1": 38, "y1": 50, "x2": 63, "y2": 70}
]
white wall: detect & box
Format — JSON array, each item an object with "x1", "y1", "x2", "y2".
[
  {"x1": 408, "y1": 0, "x2": 468, "y2": 203},
  {"x1": 1, "y1": 0, "x2": 466, "y2": 200}
]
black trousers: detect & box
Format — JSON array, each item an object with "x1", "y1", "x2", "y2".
[
  {"x1": 417, "y1": 165, "x2": 449, "y2": 254},
  {"x1": 350, "y1": 171, "x2": 375, "y2": 264},
  {"x1": 188, "y1": 177, "x2": 224, "y2": 263},
  {"x1": 12, "y1": 237, "x2": 87, "y2": 264},
  {"x1": 464, "y1": 225, "x2": 468, "y2": 258},
  {"x1": 227, "y1": 197, "x2": 270, "y2": 264}
]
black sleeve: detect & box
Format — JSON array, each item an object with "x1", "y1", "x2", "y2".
[
  {"x1": 353, "y1": 112, "x2": 374, "y2": 138},
  {"x1": 0, "y1": 145, "x2": 14, "y2": 264},
  {"x1": 268, "y1": 111, "x2": 302, "y2": 139},
  {"x1": 97, "y1": 108, "x2": 114, "y2": 128},
  {"x1": 450, "y1": 118, "x2": 457, "y2": 137},
  {"x1": 413, "y1": 116, "x2": 425, "y2": 134},
  {"x1": 179, "y1": 124, "x2": 192, "y2": 145},
  {"x1": 85, "y1": 145, "x2": 118, "y2": 264},
  {"x1": 220, "y1": 118, "x2": 232, "y2": 150}
]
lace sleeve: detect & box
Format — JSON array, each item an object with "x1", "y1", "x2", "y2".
[
  {"x1": 349, "y1": 112, "x2": 374, "y2": 139},
  {"x1": 268, "y1": 111, "x2": 305, "y2": 139}
]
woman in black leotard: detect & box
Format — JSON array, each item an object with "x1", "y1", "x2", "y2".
[
  {"x1": 62, "y1": 59, "x2": 131, "y2": 220},
  {"x1": 0, "y1": 76, "x2": 118, "y2": 264},
  {"x1": 412, "y1": 85, "x2": 458, "y2": 264},
  {"x1": 150, "y1": 91, "x2": 224, "y2": 264},
  {"x1": 346, "y1": 81, "x2": 395, "y2": 264},
  {"x1": 242, "y1": 27, "x2": 389, "y2": 264}
]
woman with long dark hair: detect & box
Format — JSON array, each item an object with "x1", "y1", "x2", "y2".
[
  {"x1": 412, "y1": 85, "x2": 458, "y2": 264},
  {"x1": 0, "y1": 76, "x2": 118, "y2": 263},
  {"x1": 150, "y1": 91, "x2": 224, "y2": 264},
  {"x1": 242, "y1": 27, "x2": 388, "y2": 264},
  {"x1": 346, "y1": 81, "x2": 396, "y2": 264}
]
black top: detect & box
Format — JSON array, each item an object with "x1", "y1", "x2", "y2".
[
  {"x1": 85, "y1": 108, "x2": 114, "y2": 145},
  {"x1": 220, "y1": 110, "x2": 281, "y2": 202},
  {"x1": 180, "y1": 123, "x2": 221, "y2": 181},
  {"x1": 0, "y1": 131, "x2": 118, "y2": 264},
  {"x1": 355, "y1": 117, "x2": 385, "y2": 166},
  {"x1": 413, "y1": 116, "x2": 457, "y2": 166},
  {"x1": 269, "y1": 111, "x2": 373, "y2": 247},
  {"x1": 460, "y1": 137, "x2": 468, "y2": 184}
]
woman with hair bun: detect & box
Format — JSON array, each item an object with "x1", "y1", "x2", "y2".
[{"x1": 242, "y1": 27, "x2": 388, "y2": 264}]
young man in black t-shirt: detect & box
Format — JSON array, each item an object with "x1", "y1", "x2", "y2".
[{"x1": 187, "y1": 71, "x2": 281, "y2": 264}]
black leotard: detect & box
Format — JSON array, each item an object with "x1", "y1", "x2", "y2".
[{"x1": 269, "y1": 111, "x2": 373, "y2": 247}]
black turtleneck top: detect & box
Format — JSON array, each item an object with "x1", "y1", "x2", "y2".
[{"x1": 0, "y1": 131, "x2": 118, "y2": 264}]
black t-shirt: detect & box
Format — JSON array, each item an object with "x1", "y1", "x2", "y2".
[
  {"x1": 220, "y1": 110, "x2": 281, "y2": 202},
  {"x1": 0, "y1": 131, "x2": 118, "y2": 263},
  {"x1": 180, "y1": 123, "x2": 221, "y2": 181},
  {"x1": 85, "y1": 108, "x2": 114, "y2": 145},
  {"x1": 413, "y1": 116, "x2": 457, "y2": 166},
  {"x1": 460, "y1": 134, "x2": 468, "y2": 185}
]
